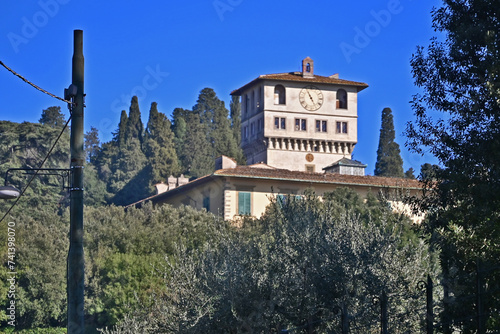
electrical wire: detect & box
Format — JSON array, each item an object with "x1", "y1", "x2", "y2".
[
  {"x1": 0, "y1": 115, "x2": 72, "y2": 224},
  {"x1": 0, "y1": 60, "x2": 74, "y2": 105}
]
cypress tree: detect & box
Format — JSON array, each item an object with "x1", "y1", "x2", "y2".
[
  {"x1": 117, "y1": 110, "x2": 128, "y2": 148},
  {"x1": 108, "y1": 98, "x2": 147, "y2": 204},
  {"x1": 171, "y1": 107, "x2": 189, "y2": 166},
  {"x1": 144, "y1": 102, "x2": 180, "y2": 184},
  {"x1": 374, "y1": 107, "x2": 404, "y2": 177},
  {"x1": 84, "y1": 126, "x2": 100, "y2": 164},
  {"x1": 180, "y1": 110, "x2": 214, "y2": 178},
  {"x1": 230, "y1": 95, "x2": 242, "y2": 147},
  {"x1": 230, "y1": 95, "x2": 245, "y2": 164},
  {"x1": 126, "y1": 96, "x2": 144, "y2": 144}
]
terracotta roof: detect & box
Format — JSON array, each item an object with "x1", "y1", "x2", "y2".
[
  {"x1": 214, "y1": 165, "x2": 422, "y2": 189},
  {"x1": 231, "y1": 72, "x2": 369, "y2": 95},
  {"x1": 128, "y1": 165, "x2": 422, "y2": 208}
]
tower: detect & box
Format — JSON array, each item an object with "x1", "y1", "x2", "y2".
[{"x1": 231, "y1": 58, "x2": 368, "y2": 172}]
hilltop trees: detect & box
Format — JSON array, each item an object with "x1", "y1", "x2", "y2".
[
  {"x1": 374, "y1": 107, "x2": 404, "y2": 177},
  {"x1": 82, "y1": 88, "x2": 244, "y2": 204},
  {"x1": 39, "y1": 106, "x2": 66, "y2": 128},
  {"x1": 172, "y1": 88, "x2": 244, "y2": 178},
  {"x1": 144, "y1": 102, "x2": 180, "y2": 184},
  {"x1": 406, "y1": 0, "x2": 500, "y2": 331}
]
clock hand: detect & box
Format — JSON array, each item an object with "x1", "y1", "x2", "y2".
[{"x1": 307, "y1": 90, "x2": 314, "y2": 103}]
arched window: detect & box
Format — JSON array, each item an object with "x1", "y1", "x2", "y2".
[
  {"x1": 306, "y1": 63, "x2": 311, "y2": 72},
  {"x1": 336, "y1": 89, "x2": 347, "y2": 109},
  {"x1": 274, "y1": 85, "x2": 286, "y2": 105}
]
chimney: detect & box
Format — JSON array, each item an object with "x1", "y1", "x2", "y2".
[{"x1": 215, "y1": 155, "x2": 238, "y2": 170}]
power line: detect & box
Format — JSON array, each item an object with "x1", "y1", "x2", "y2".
[
  {"x1": 0, "y1": 60, "x2": 74, "y2": 105},
  {"x1": 0, "y1": 115, "x2": 72, "y2": 224}
]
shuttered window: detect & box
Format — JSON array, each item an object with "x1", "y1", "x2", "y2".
[{"x1": 238, "y1": 192, "x2": 251, "y2": 215}]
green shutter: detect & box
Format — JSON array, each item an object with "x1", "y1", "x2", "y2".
[{"x1": 238, "y1": 192, "x2": 251, "y2": 215}]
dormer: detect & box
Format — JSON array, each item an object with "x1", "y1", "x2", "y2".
[{"x1": 302, "y1": 57, "x2": 314, "y2": 78}]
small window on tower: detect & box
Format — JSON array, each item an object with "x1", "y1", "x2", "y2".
[
  {"x1": 295, "y1": 119, "x2": 306, "y2": 131},
  {"x1": 336, "y1": 89, "x2": 348, "y2": 109},
  {"x1": 306, "y1": 63, "x2": 311, "y2": 72},
  {"x1": 275, "y1": 117, "x2": 286, "y2": 129},
  {"x1": 274, "y1": 85, "x2": 286, "y2": 105},
  {"x1": 316, "y1": 120, "x2": 327, "y2": 132},
  {"x1": 336, "y1": 121, "x2": 348, "y2": 134}
]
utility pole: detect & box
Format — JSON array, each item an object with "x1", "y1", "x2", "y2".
[{"x1": 68, "y1": 29, "x2": 85, "y2": 334}]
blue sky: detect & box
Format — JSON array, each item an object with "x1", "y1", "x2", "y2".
[{"x1": 1, "y1": 0, "x2": 441, "y2": 175}]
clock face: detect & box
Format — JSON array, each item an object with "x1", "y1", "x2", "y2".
[{"x1": 299, "y1": 85, "x2": 324, "y2": 111}]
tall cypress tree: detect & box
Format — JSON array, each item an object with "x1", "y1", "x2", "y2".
[
  {"x1": 117, "y1": 110, "x2": 128, "y2": 148},
  {"x1": 109, "y1": 97, "x2": 147, "y2": 204},
  {"x1": 171, "y1": 107, "x2": 189, "y2": 167},
  {"x1": 180, "y1": 110, "x2": 214, "y2": 178},
  {"x1": 144, "y1": 102, "x2": 180, "y2": 184},
  {"x1": 230, "y1": 95, "x2": 245, "y2": 164},
  {"x1": 374, "y1": 107, "x2": 404, "y2": 177},
  {"x1": 126, "y1": 96, "x2": 144, "y2": 144}
]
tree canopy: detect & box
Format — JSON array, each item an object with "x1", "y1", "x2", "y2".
[
  {"x1": 374, "y1": 107, "x2": 404, "y2": 177},
  {"x1": 101, "y1": 189, "x2": 438, "y2": 333},
  {"x1": 406, "y1": 0, "x2": 500, "y2": 331}
]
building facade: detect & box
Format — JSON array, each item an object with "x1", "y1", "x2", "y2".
[
  {"x1": 231, "y1": 57, "x2": 368, "y2": 172},
  {"x1": 131, "y1": 156, "x2": 422, "y2": 223},
  {"x1": 130, "y1": 58, "x2": 423, "y2": 223}
]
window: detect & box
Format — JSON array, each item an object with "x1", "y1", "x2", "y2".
[
  {"x1": 251, "y1": 91, "x2": 255, "y2": 113},
  {"x1": 275, "y1": 117, "x2": 286, "y2": 129},
  {"x1": 250, "y1": 122, "x2": 255, "y2": 136},
  {"x1": 336, "y1": 121, "x2": 348, "y2": 134},
  {"x1": 257, "y1": 118, "x2": 263, "y2": 133},
  {"x1": 238, "y1": 192, "x2": 251, "y2": 215},
  {"x1": 295, "y1": 118, "x2": 307, "y2": 131},
  {"x1": 306, "y1": 63, "x2": 311, "y2": 72},
  {"x1": 203, "y1": 197, "x2": 210, "y2": 211},
  {"x1": 256, "y1": 86, "x2": 261, "y2": 110},
  {"x1": 245, "y1": 94, "x2": 249, "y2": 114},
  {"x1": 336, "y1": 89, "x2": 347, "y2": 109},
  {"x1": 274, "y1": 85, "x2": 286, "y2": 105},
  {"x1": 242, "y1": 126, "x2": 248, "y2": 140},
  {"x1": 316, "y1": 120, "x2": 327, "y2": 132}
]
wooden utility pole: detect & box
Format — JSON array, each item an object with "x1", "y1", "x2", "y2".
[{"x1": 67, "y1": 29, "x2": 85, "y2": 334}]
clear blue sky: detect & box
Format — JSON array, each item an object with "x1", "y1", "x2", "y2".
[{"x1": 1, "y1": 0, "x2": 441, "y2": 175}]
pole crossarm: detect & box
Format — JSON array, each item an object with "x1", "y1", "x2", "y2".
[{"x1": 4, "y1": 167, "x2": 72, "y2": 189}]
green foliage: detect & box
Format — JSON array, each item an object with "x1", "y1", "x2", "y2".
[
  {"x1": 109, "y1": 189, "x2": 438, "y2": 333},
  {"x1": 39, "y1": 106, "x2": 66, "y2": 129},
  {"x1": 0, "y1": 210, "x2": 67, "y2": 330},
  {"x1": 84, "y1": 127, "x2": 100, "y2": 164},
  {"x1": 406, "y1": 0, "x2": 500, "y2": 331},
  {"x1": 229, "y1": 95, "x2": 245, "y2": 164},
  {"x1": 405, "y1": 167, "x2": 416, "y2": 179},
  {"x1": 374, "y1": 107, "x2": 404, "y2": 177},
  {"x1": 0, "y1": 119, "x2": 70, "y2": 216},
  {"x1": 106, "y1": 99, "x2": 148, "y2": 205},
  {"x1": 144, "y1": 102, "x2": 180, "y2": 183},
  {"x1": 0, "y1": 328, "x2": 67, "y2": 333},
  {"x1": 174, "y1": 88, "x2": 245, "y2": 178},
  {"x1": 83, "y1": 203, "x2": 225, "y2": 329},
  {"x1": 124, "y1": 96, "x2": 143, "y2": 144}
]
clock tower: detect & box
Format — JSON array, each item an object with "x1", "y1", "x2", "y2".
[{"x1": 231, "y1": 58, "x2": 368, "y2": 172}]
